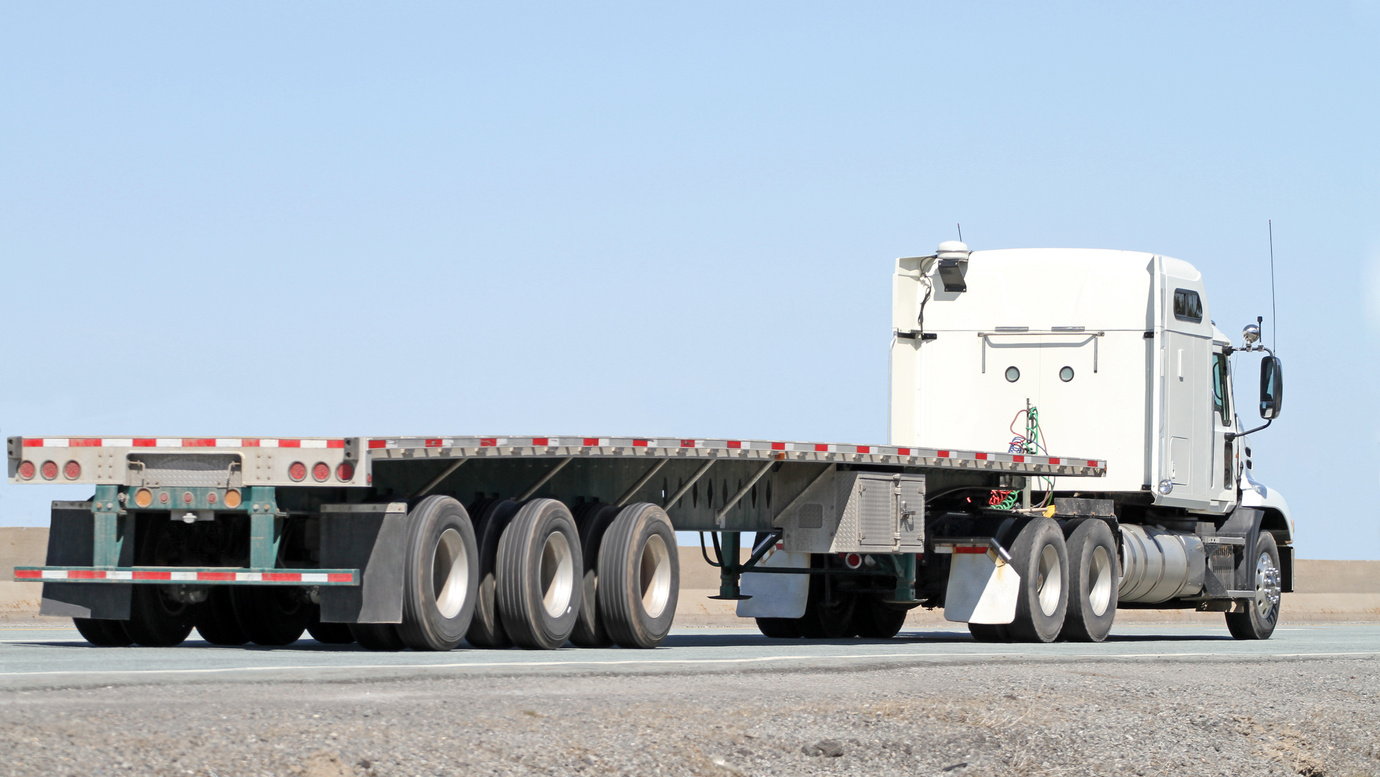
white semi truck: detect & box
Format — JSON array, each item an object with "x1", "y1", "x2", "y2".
[{"x1": 9, "y1": 242, "x2": 1289, "y2": 650}]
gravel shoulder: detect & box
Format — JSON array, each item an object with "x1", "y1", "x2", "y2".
[{"x1": 3, "y1": 653, "x2": 1378, "y2": 777}]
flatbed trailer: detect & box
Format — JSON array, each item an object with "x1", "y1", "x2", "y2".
[{"x1": 9, "y1": 433, "x2": 1104, "y2": 650}]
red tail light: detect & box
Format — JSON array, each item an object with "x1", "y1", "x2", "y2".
[
  {"x1": 17, "y1": 461, "x2": 35, "y2": 480},
  {"x1": 40, "y1": 461, "x2": 58, "y2": 480},
  {"x1": 312, "y1": 462, "x2": 329, "y2": 482},
  {"x1": 63, "y1": 461, "x2": 81, "y2": 480},
  {"x1": 336, "y1": 462, "x2": 355, "y2": 482},
  {"x1": 288, "y1": 462, "x2": 306, "y2": 481}
]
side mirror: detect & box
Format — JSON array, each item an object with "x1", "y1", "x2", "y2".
[{"x1": 1259, "y1": 356, "x2": 1283, "y2": 419}]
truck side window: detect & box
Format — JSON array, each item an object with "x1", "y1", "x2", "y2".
[
  {"x1": 1212, "y1": 353, "x2": 1230, "y2": 425},
  {"x1": 1174, "y1": 289, "x2": 1203, "y2": 322}
]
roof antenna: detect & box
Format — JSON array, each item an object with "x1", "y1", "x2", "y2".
[
  {"x1": 1268, "y1": 219, "x2": 1277, "y2": 351},
  {"x1": 956, "y1": 223, "x2": 963, "y2": 242}
]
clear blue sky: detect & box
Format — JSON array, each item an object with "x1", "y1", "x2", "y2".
[{"x1": 2, "y1": 3, "x2": 1376, "y2": 560}]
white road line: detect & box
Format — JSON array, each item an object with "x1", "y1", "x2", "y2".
[{"x1": 2, "y1": 650, "x2": 1378, "y2": 680}]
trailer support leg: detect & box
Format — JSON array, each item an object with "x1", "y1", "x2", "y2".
[
  {"x1": 890, "y1": 553, "x2": 917, "y2": 604},
  {"x1": 91, "y1": 485, "x2": 129, "y2": 568},
  {"x1": 248, "y1": 487, "x2": 283, "y2": 570},
  {"x1": 715, "y1": 531, "x2": 744, "y2": 600}
]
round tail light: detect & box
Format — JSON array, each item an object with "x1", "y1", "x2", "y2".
[
  {"x1": 312, "y1": 462, "x2": 330, "y2": 482},
  {"x1": 223, "y1": 489, "x2": 242, "y2": 509},
  {"x1": 134, "y1": 488, "x2": 153, "y2": 508},
  {"x1": 288, "y1": 462, "x2": 306, "y2": 481},
  {"x1": 63, "y1": 461, "x2": 81, "y2": 480},
  {"x1": 336, "y1": 462, "x2": 355, "y2": 482},
  {"x1": 40, "y1": 461, "x2": 58, "y2": 480},
  {"x1": 17, "y1": 461, "x2": 35, "y2": 480}
]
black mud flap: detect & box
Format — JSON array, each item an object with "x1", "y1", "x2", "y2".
[
  {"x1": 39, "y1": 502, "x2": 133, "y2": 620},
  {"x1": 318, "y1": 502, "x2": 408, "y2": 625}
]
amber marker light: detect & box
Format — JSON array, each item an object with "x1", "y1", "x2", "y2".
[
  {"x1": 134, "y1": 488, "x2": 153, "y2": 508},
  {"x1": 223, "y1": 489, "x2": 242, "y2": 508}
]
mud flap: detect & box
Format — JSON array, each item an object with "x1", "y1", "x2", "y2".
[
  {"x1": 736, "y1": 547, "x2": 810, "y2": 619},
  {"x1": 944, "y1": 550, "x2": 1019, "y2": 625}
]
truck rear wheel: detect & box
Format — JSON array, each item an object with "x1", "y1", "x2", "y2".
[
  {"x1": 125, "y1": 586, "x2": 195, "y2": 647},
  {"x1": 755, "y1": 617, "x2": 805, "y2": 638},
  {"x1": 1225, "y1": 532, "x2": 1281, "y2": 640},
  {"x1": 1006, "y1": 517, "x2": 1069, "y2": 643},
  {"x1": 801, "y1": 575, "x2": 857, "y2": 639},
  {"x1": 73, "y1": 618, "x2": 133, "y2": 647},
  {"x1": 596, "y1": 503, "x2": 679, "y2": 649},
  {"x1": 397, "y1": 495, "x2": 479, "y2": 651},
  {"x1": 466, "y1": 498, "x2": 519, "y2": 648},
  {"x1": 349, "y1": 623, "x2": 406, "y2": 651},
  {"x1": 1060, "y1": 519, "x2": 1118, "y2": 642},
  {"x1": 570, "y1": 503, "x2": 621, "y2": 648},
  {"x1": 854, "y1": 595, "x2": 908, "y2": 639},
  {"x1": 497, "y1": 499, "x2": 583, "y2": 649},
  {"x1": 195, "y1": 587, "x2": 249, "y2": 646},
  {"x1": 231, "y1": 586, "x2": 310, "y2": 646}
]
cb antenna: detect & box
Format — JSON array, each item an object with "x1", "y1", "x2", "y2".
[
  {"x1": 1268, "y1": 219, "x2": 1277, "y2": 351},
  {"x1": 957, "y1": 223, "x2": 963, "y2": 242}
]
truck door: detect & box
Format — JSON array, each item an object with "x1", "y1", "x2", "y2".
[
  {"x1": 1210, "y1": 348, "x2": 1237, "y2": 506},
  {"x1": 1159, "y1": 282, "x2": 1213, "y2": 505}
]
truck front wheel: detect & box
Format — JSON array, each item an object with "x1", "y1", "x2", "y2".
[{"x1": 1225, "y1": 532, "x2": 1281, "y2": 640}]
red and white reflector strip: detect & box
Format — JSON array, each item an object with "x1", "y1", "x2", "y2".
[
  {"x1": 13, "y1": 568, "x2": 357, "y2": 585},
  {"x1": 21, "y1": 438, "x2": 346, "y2": 449}
]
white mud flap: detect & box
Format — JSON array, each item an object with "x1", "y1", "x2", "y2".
[
  {"x1": 736, "y1": 546, "x2": 810, "y2": 619},
  {"x1": 943, "y1": 548, "x2": 1019, "y2": 624}
]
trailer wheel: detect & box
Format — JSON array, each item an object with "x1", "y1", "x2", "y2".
[
  {"x1": 497, "y1": 498, "x2": 583, "y2": 649},
  {"x1": 1006, "y1": 517, "x2": 1069, "y2": 643},
  {"x1": 397, "y1": 495, "x2": 479, "y2": 651},
  {"x1": 231, "y1": 586, "x2": 310, "y2": 646},
  {"x1": 596, "y1": 503, "x2": 679, "y2": 649},
  {"x1": 466, "y1": 498, "x2": 520, "y2": 648},
  {"x1": 570, "y1": 503, "x2": 621, "y2": 648},
  {"x1": 1225, "y1": 532, "x2": 1281, "y2": 640},
  {"x1": 125, "y1": 586, "x2": 195, "y2": 647},
  {"x1": 350, "y1": 623, "x2": 407, "y2": 651},
  {"x1": 73, "y1": 618, "x2": 133, "y2": 647},
  {"x1": 755, "y1": 617, "x2": 805, "y2": 638},
  {"x1": 1060, "y1": 520, "x2": 1118, "y2": 642},
  {"x1": 306, "y1": 609, "x2": 356, "y2": 645},
  {"x1": 854, "y1": 596, "x2": 909, "y2": 639},
  {"x1": 194, "y1": 587, "x2": 249, "y2": 646}
]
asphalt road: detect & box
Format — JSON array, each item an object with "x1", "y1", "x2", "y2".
[{"x1": 2, "y1": 620, "x2": 1376, "y2": 691}]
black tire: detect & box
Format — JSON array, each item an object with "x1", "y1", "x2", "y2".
[
  {"x1": 801, "y1": 573, "x2": 857, "y2": 639},
  {"x1": 466, "y1": 499, "x2": 520, "y2": 648},
  {"x1": 1006, "y1": 517, "x2": 1069, "y2": 643},
  {"x1": 755, "y1": 617, "x2": 805, "y2": 638},
  {"x1": 967, "y1": 623, "x2": 1008, "y2": 642},
  {"x1": 854, "y1": 595, "x2": 909, "y2": 639},
  {"x1": 230, "y1": 586, "x2": 310, "y2": 646},
  {"x1": 596, "y1": 503, "x2": 679, "y2": 649},
  {"x1": 306, "y1": 610, "x2": 356, "y2": 645},
  {"x1": 570, "y1": 503, "x2": 621, "y2": 648},
  {"x1": 350, "y1": 622, "x2": 407, "y2": 651},
  {"x1": 497, "y1": 499, "x2": 583, "y2": 649},
  {"x1": 1225, "y1": 532, "x2": 1282, "y2": 640},
  {"x1": 1060, "y1": 520, "x2": 1119, "y2": 642},
  {"x1": 396, "y1": 495, "x2": 479, "y2": 651},
  {"x1": 73, "y1": 618, "x2": 133, "y2": 647},
  {"x1": 195, "y1": 587, "x2": 249, "y2": 646},
  {"x1": 125, "y1": 586, "x2": 196, "y2": 647}
]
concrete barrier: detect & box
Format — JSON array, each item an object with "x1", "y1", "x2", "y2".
[{"x1": 3, "y1": 528, "x2": 1376, "y2": 624}]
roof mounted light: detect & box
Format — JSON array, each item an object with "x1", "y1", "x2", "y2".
[{"x1": 935, "y1": 240, "x2": 969, "y2": 293}]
